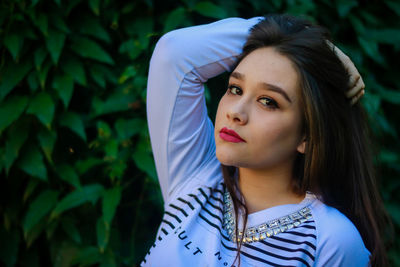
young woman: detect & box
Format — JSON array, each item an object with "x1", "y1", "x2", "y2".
[{"x1": 142, "y1": 14, "x2": 388, "y2": 266}]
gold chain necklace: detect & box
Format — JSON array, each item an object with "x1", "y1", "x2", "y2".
[{"x1": 222, "y1": 190, "x2": 313, "y2": 243}]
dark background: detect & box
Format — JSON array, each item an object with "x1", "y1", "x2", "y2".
[{"x1": 0, "y1": 0, "x2": 399, "y2": 266}]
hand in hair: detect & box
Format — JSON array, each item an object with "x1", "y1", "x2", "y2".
[{"x1": 327, "y1": 41, "x2": 366, "y2": 105}]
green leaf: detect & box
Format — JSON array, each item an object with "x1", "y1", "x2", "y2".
[
  {"x1": 377, "y1": 88, "x2": 400, "y2": 104},
  {"x1": 379, "y1": 149, "x2": 399, "y2": 165},
  {"x1": 376, "y1": 113, "x2": 397, "y2": 138},
  {"x1": 89, "y1": 0, "x2": 100, "y2": 15},
  {"x1": 70, "y1": 246, "x2": 101, "y2": 266},
  {"x1": 79, "y1": 16, "x2": 110, "y2": 43},
  {"x1": 37, "y1": 60, "x2": 52, "y2": 88},
  {"x1": 0, "y1": 60, "x2": 32, "y2": 101},
  {"x1": 70, "y1": 36, "x2": 114, "y2": 64},
  {"x1": 17, "y1": 144, "x2": 47, "y2": 181},
  {"x1": 193, "y1": 1, "x2": 227, "y2": 19},
  {"x1": 31, "y1": 0, "x2": 40, "y2": 7},
  {"x1": 0, "y1": 95, "x2": 29, "y2": 134},
  {"x1": 23, "y1": 179, "x2": 39, "y2": 203},
  {"x1": 50, "y1": 184, "x2": 104, "y2": 219},
  {"x1": 97, "y1": 120, "x2": 112, "y2": 139},
  {"x1": 102, "y1": 186, "x2": 121, "y2": 226},
  {"x1": 348, "y1": 15, "x2": 365, "y2": 35},
  {"x1": 4, "y1": 118, "x2": 30, "y2": 174},
  {"x1": 34, "y1": 47, "x2": 47, "y2": 71},
  {"x1": 115, "y1": 118, "x2": 144, "y2": 140},
  {"x1": 50, "y1": 14, "x2": 70, "y2": 33},
  {"x1": 3, "y1": 33, "x2": 24, "y2": 60},
  {"x1": 336, "y1": 0, "x2": 358, "y2": 17},
  {"x1": 104, "y1": 139, "x2": 118, "y2": 160},
  {"x1": 52, "y1": 73, "x2": 74, "y2": 108},
  {"x1": 53, "y1": 241, "x2": 79, "y2": 267},
  {"x1": 45, "y1": 220, "x2": 59, "y2": 240},
  {"x1": 37, "y1": 128, "x2": 57, "y2": 163},
  {"x1": 286, "y1": 0, "x2": 316, "y2": 16},
  {"x1": 27, "y1": 71, "x2": 39, "y2": 92},
  {"x1": 66, "y1": 0, "x2": 84, "y2": 15},
  {"x1": 118, "y1": 65, "x2": 137, "y2": 84},
  {"x1": 91, "y1": 89, "x2": 136, "y2": 117},
  {"x1": 61, "y1": 218, "x2": 81, "y2": 243},
  {"x1": 163, "y1": 7, "x2": 186, "y2": 33},
  {"x1": 23, "y1": 190, "x2": 59, "y2": 236},
  {"x1": 132, "y1": 141, "x2": 157, "y2": 180},
  {"x1": 118, "y1": 39, "x2": 142, "y2": 60},
  {"x1": 385, "y1": 0, "x2": 400, "y2": 16},
  {"x1": 358, "y1": 37, "x2": 385, "y2": 65},
  {"x1": 27, "y1": 92, "x2": 55, "y2": 129},
  {"x1": 89, "y1": 64, "x2": 107, "y2": 88},
  {"x1": 359, "y1": 10, "x2": 379, "y2": 26},
  {"x1": 369, "y1": 29, "x2": 400, "y2": 45},
  {"x1": 0, "y1": 227, "x2": 20, "y2": 267},
  {"x1": 74, "y1": 157, "x2": 104, "y2": 175},
  {"x1": 46, "y1": 28, "x2": 66, "y2": 64},
  {"x1": 59, "y1": 112, "x2": 87, "y2": 141},
  {"x1": 34, "y1": 13, "x2": 49, "y2": 36},
  {"x1": 18, "y1": 24, "x2": 37, "y2": 40},
  {"x1": 108, "y1": 160, "x2": 127, "y2": 180},
  {"x1": 121, "y1": 3, "x2": 137, "y2": 14},
  {"x1": 362, "y1": 92, "x2": 381, "y2": 114},
  {"x1": 56, "y1": 163, "x2": 81, "y2": 188},
  {"x1": 60, "y1": 56, "x2": 86, "y2": 85},
  {"x1": 133, "y1": 75, "x2": 147, "y2": 97},
  {"x1": 386, "y1": 202, "x2": 400, "y2": 227},
  {"x1": 25, "y1": 217, "x2": 46, "y2": 247},
  {"x1": 99, "y1": 251, "x2": 117, "y2": 267},
  {"x1": 270, "y1": 0, "x2": 283, "y2": 9},
  {"x1": 125, "y1": 17, "x2": 153, "y2": 38},
  {"x1": 96, "y1": 217, "x2": 109, "y2": 253}
]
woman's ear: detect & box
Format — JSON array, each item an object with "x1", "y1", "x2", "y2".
[{"x1": 297, "y1": 136, "x2": 306, "y2": 154}]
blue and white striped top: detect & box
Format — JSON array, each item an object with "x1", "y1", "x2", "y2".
[{"x1": 142, "y1": 16, "x2": 370, "y2": 267}]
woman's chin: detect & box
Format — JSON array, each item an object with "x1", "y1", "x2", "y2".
[{"x1": 215, "y1": 149, "x2": 239, "y2": 166}]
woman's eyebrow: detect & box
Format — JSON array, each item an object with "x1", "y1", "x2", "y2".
[
  {"x1": 230, "y1": 71, "x2": 292, "y2": 103},
  {"x1": 230, "y1": 71, "x2": 245, "y2": 80}
]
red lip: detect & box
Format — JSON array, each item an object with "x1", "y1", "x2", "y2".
[{"x1": 219, "y1": 127, "x2": 245, "y2": 143}]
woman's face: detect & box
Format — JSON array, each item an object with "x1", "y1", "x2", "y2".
[{"x1": 214, "y1": 47, "x2": 305, "y2": 171}]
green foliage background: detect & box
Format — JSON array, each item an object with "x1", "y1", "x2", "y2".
[{"x1": 0, "y1": 0, "x2": 399, "y2": 266}]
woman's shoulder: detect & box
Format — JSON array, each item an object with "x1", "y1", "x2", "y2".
[
  {"x1": 309, "y1": 197, "x2": 370, "y2": 266},
  {"x1": 311, "y1": 198, "x2": 359, "y2": 235}
]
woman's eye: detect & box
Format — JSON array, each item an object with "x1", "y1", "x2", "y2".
[
  {"x1": 259, "y1": 97, "x2": 279, "y2": 109},
  {"x1": 227, "y1": 85, "x2": 242, "y2": 95}
]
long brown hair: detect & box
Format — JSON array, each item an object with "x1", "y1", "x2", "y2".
[{"x1": 223, "y1": 14, "x2": 390, "y2": 266}]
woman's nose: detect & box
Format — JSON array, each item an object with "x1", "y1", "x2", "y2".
[{"x1": 227, "y1": 104, "x2": 248, "y2": 124}]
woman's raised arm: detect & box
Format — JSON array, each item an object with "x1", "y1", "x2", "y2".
[{"x1": 146, "y1": 17, "x2": 262, "y2": 203}]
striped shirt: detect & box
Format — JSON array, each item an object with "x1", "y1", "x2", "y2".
[{"x1": 143, "y1": 17, "x2": 370, "y2": 266}]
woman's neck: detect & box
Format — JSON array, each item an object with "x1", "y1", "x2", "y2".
[{"x1": 237, "y1": 165, "x2": 305, "y2": 214}]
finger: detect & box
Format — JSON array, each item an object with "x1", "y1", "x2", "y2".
[
  {"x1": 358, "y1": 75, "x2": 365, "y2": 91},
  {"x1": 350, "y1": 89, "x2": 365, "y2": 106},
  {"x1": 329, "y1": 42, "x2": 366, "y2": 100},
  {"x1": 345, "y1": 59, "x2": 360, "y2": 87},
  {"x1": 340, "y1": 56, "x2": 361, "y2": 89},
  {"x1": 332, "y1": 45, "x2": 362, "y2": 89},
  {"x1": 349, "y1": 74, "x2": 360, "y2": 89},
  {"x1": 326, "y1": 40, "x2": 335, "y2": 50},
  {"x1": 346, "y1": 76, "x2": 365, "y2": 98},
  {"x1": 334, "y1": 47, "x2": 353, "y2": 71}
]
